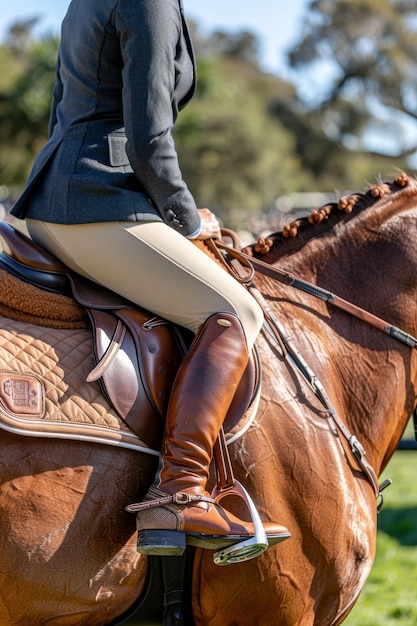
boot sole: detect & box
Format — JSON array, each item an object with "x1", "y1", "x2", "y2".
[{"x1": 136, "y1": 529, "x2": 291, "y2": 555}]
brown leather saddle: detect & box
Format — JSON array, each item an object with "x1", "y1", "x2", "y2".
[{"x1": 0, "y1": 222, "x2": 258, "y2": 449}]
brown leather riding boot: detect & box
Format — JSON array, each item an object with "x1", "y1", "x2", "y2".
[{"x1": 126, "y1": 312, "x2": 290, "y2": 556}]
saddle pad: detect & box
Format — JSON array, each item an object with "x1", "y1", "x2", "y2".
[
  {"x1": 0, "y1": 267, "x2": 87, "y2": 329},
  {"x1": 0, "y1": 314, "x2": 159, "y2": 455}
]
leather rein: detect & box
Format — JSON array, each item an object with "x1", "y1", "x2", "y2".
[
  {"x1": 208, "y1": 234, "x2": 417, "y2": 509},
  {"x1": 216, "y1": 238, "x2": 417, "y2": 349}
]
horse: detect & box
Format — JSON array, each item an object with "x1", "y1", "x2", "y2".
[{"x1": 0, "y1": 172, "x2": 416, "y2": 625}]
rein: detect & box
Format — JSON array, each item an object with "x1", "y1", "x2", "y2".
[
  {"x1": 216, "y1": 241, "x2": 417, "y2": 349},
  {"x1": 209, "y1": 235, "x2": 408, "y2": 508}
]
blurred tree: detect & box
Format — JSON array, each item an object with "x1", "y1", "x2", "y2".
[
  {"x1": 4, "y1": 17, "x2": 39, "y2": 56},
  {"x1": 174, "y1": 31, "x2": 311, "y2": 228},
  {"x1": 0, "y1": 20, "x2": 58, "y2": 193},
  {"x1": 188, "y1": 21, "x2": 261, "y2": 68},
  {"x1": 203, "y1": 30, "x2": 260, "y2": 66},
  {"x1": 287, "y1": 0, "x2": 417, "y2": 163}
]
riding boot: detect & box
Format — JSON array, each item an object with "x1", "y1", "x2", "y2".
[{"x1": 126, "y1": 312, "x2": 290, "y2": 555}]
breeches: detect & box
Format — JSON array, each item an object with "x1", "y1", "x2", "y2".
[{"x1": 26, "y1": 220, "x2": 263, "y2": 349}]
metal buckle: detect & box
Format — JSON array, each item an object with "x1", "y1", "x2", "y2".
[
  {"x1": 350, "y1": 435, "x2": 365, "y2": 458},
  {"x1": 173, "y1": 492, "x2": 193, "y2": 504}
]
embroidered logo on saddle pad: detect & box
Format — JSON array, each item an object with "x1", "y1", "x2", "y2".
[{"x1": 0, "y1": 371, "x2": 44, "y2": 418}]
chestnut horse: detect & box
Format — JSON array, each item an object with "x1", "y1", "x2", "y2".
[{"x1": 0, "y1": 173, "x2": 416, "y2": 625}]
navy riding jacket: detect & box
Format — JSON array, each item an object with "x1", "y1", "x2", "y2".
[{"x1": 12, "y1": 0, "x2": 201, "y2": 238}]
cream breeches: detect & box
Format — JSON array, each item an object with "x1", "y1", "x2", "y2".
[{"x1": 26, "y1": 219, "x2": 263, "y2": 349}]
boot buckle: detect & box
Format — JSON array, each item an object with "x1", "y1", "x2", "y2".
[
  {"x1": 172, "y1": 492, "x2": 194, "y2": 504},
  {"x1": 172, "y1": 492, "x2": 215, "y2": 505}
]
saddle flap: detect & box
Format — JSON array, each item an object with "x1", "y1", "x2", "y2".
[
  {"x1": 116, "y1": 308, "x2": 185, "y2": 415},
  {"x1": 88, "y1": 308, "x2": 184, "y2": 449},
  {"x1": 68, "y1": 272, "x2": 133, "y2": 310},
  {"x1": 223, "y1": 349, "x2": 259, "y2": 433}
]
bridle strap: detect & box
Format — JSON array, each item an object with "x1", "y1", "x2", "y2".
[
  {"x1": 211, "y1": 236, "x2": 400, "y2": 505},
  {"x1": 249, "y1": 280, "x2": 382, "y2": 501},
  {"x1": 216, "y1": 241, "x2": 417, "y2": 350}
]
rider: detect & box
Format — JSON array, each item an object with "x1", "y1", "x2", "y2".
[{"x1": 11, "y1": 0, "x2": 290, "y2": 557}]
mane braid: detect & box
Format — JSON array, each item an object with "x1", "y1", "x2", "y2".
[{"x1": 246, "y1": 172, "x2": 413, "y2": 257}]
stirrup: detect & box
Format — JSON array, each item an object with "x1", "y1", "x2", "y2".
[{"x1": 211, "y1": 481, "x2": 268, "y2": 566}]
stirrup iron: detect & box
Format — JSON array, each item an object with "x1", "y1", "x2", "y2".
[
  {"x1": 211, "y1": 429, "x2": 268, "y2": 566},
  {"x1": 212, "y1": 481, "x2": 268, "y2": 566}
]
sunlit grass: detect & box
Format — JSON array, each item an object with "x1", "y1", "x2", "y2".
[{"x1": 344, "y1": 424, "x2": 417, "y2": 626}]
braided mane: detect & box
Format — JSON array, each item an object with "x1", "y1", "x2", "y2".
[{"x1": 246, "y1": 172, "x2": 414, "y2": 256}]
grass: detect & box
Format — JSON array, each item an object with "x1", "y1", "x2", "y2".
[{"x1": 344, "y1": 419, "x2": 417, "y2": 625}]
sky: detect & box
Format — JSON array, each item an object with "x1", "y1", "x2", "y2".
[{"x1": 0, "y1": 0, "x2": 309, "y2": 78}]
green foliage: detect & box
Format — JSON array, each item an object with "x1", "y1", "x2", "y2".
[
  {"x1": 0, "y1": 22, "x2": 58, "y2": 192},
  {"x1": 345, "y1": 446, "x2": 417, "y2": 625},
  {"x1": 174, "y1": 57, "x2": 309, "y2": 228},
  {"x1": 15, "y1": 38, "x2": 58, "y2": 123}
]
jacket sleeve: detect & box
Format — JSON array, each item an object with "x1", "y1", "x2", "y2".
[{"x1": 115, "y1": 0, "x2": 201, "y2": 237}]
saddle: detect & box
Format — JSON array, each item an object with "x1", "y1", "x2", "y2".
[{"x1": 0, "y1": 222, "x2": 258, "y2": 450}]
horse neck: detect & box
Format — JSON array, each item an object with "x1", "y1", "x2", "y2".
[
  {"x1": 265, "y1": 195, "x2": 417, "y2": 330},
  {"x1": 256, "y1": 198, "x2": 417, "y2": 474}
]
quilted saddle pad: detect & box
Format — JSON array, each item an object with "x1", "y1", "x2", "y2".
[{"x1": 0, "y1": 314, "x2": 158, "y2": 455}]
